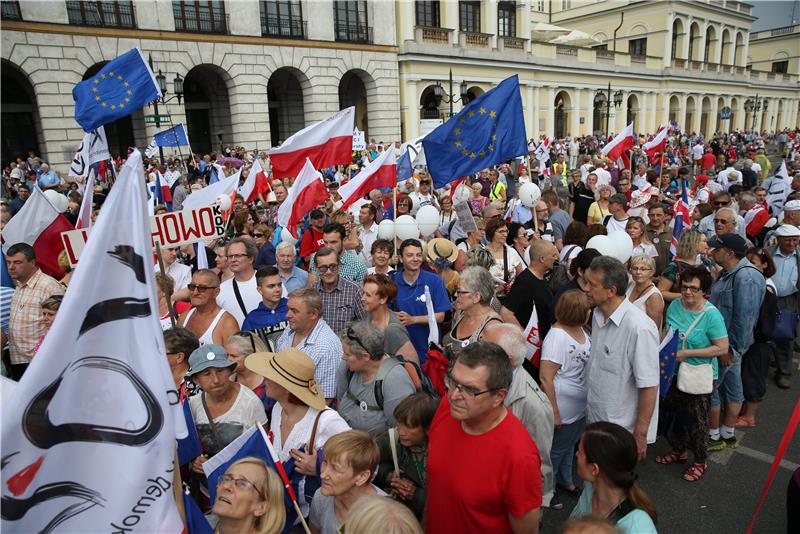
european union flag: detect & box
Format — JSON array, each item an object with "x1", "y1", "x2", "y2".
[
  {"x1": 154, "y1": 123, "x2": 189, "y2": 148},
  {"x1": 397, "y1": 148, "x2": 413, "y2": 183},
  {"x1": 659, "y1": 328, "x2": 680, "y2": 397},
  {"x1": 423, "y1": 75, "x2": 527, "y2": 189},
  {"x1": 73, "y1": 48, "x2": 161, "y2": 132}
]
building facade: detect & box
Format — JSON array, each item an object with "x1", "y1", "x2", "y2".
[
  {"x1": 398, "y1": 0, "x2": 800, "y2": 140},
  {"x1": 1, "y1": 0, "x2": 401, "y2": 169}
]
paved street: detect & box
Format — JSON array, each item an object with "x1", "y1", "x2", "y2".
[{"x1": 542, "y1": 359, "x2": 799, "y2": 533}]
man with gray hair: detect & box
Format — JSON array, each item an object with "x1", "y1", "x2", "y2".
[
  {"x1": 583, "y1": 256, "x2": 659, "y2": 460},
  {"x1": 275, "y1": 240, "x2": 307, "y2": 293},
  {"x1": 482, "y1": 323, "x2": 555, "y2": 510},
  {"x1": 698, "y1": 191, "x2": 746, "y2": 239}
]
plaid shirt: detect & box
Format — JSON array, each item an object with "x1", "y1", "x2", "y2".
[
  {"x1": 312, "y1": 277, "x2": 366, "y2": 335},
  {"x1": 276, "y1": 318, "x2": 342, "y2": 398},
  {"x1": 9, "y1": 269, "x2": 65, "y2": 364}
]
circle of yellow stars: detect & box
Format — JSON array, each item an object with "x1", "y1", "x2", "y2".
[
  {"x1": 453, "y1": 106, "x2": 498, "y2": 159},
  {"x1": 91, "y1": 70, "x2": 133, "y2": 111}
]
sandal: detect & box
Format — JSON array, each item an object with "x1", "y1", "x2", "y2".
[
  {"x1": 682, "y1": 463, "x2": 708, "y2": 481},
  {"x1": 735, "y1": 417, "x2": 756, "y2": 428},
  {"x1": 655, "y1": 451, "x2": 688, "y2": 464}
]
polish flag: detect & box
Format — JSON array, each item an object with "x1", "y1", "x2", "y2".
[
  {"x1": 239, "y1": 158, "x2": 272, "y2": 203},
  {"x1": 277, "y1": 158, "x2": 329, "y2": 238},
  {"x1": 76, "y1": 168, "x2": 94, "y2": 229},
  {"x1": 338, "y1": 148, "x2": 396, "y2": 211},
  {"x1": 1, "y1": 188, "x2": 73, "y2": 279},
  {"x1": 180, "y1": 168, "x2": 241, "y2": 212},
  {"x1": 602, "y1": 123, "x2": 636, "y2": 161},
  {"x1": 643, "y1": 125, "x2": 668, "y2": 159},
  {"x1": 269, "y1": 107, "x2": 355, "y2": 179}
]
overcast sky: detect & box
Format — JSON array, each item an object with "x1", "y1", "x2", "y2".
[{"x1": 750, "y1": 0, "x2": 800, "y2": 31}]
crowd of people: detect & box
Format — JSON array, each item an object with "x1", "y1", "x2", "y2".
[{"x1": 3, "y1": 126, "x2": 800, "y2": 533}]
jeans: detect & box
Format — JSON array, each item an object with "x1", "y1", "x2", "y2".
[
  {"x1": 711, "y1": 358, "x2": 744, "y2": 407},
  {"x1": 550, "y1": 417, "x2": 585, "y2": 488}
]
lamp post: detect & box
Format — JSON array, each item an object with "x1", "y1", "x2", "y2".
[
  {"x1": 148, "y1": 54, "x2": 184, "y2": 167},
  {"x1": 433, "y1": 69, "x2": 470, "y2": 119},
  {"x1": 745, "y1": 94, "x2": 765, "y2": 132},
  {"x1": 595, "y1": 83, "x2": 624, "y2": 139}
]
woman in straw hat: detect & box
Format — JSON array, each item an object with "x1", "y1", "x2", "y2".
[
  {"x1": 245, "y1": 348, "x2": 350, "y2": 517},
  {"x1": 425, "y1": 238, "x2": 460, "y2": 298}
]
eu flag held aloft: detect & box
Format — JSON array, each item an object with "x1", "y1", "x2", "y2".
[
  {"x1": 72, "y1": 48, "x2": 161, "y2": 132},
  {"x1": 423, "y1": 75, "x2": 527, "y2": 189},
  {"x1": 154, "y1": 123, "x2": 189, "y2": 148}
]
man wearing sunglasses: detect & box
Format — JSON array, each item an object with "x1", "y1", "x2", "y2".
[
  {"x1": 426, "y1": 341, "x2": 542, "y2": 534},
  {"x1": 408, "y1": 173, "x2": 439, "y2": 216},
  {"x1": 178, "y1": 269, "x2": 239, "y2": 347},
  {"x1": 697, "y1": 191, "x2": 746, "y2": 240},
  {"x1": 312, "y1": 247, "x2": 365, "y2": 334}
]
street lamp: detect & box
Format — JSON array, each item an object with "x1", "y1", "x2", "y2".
[
  {"x1": 745, "y1": 94, "x2": 766, "y2": 131},
  {"x1": 148, "y1": 54, "x2": 185, "y2": 166},
  {"x1": 433, "y1": 69, "x2": 470, "y2": 118},
  {"x1": 596, "y1": 83, "x2": 624, "y2": 138}
]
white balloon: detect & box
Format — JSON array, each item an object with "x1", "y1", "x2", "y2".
[
  {"x1": 416, "y1": 205, "x2": 440, "y2": 236},
  {"x1": 215, "y1": 194, "x2": 232, "y2": 212},
  {"x1": 585, "y1": 235, "x2": 613, "y2": 256},
  {"x1": 377, "y1": 219, "x2": 396, "y2": 240},
  {"x1": 280, "y1": 227, "x2": 297, "y2": 245},
  {"x1": 607, "y1": 231, "x2": 634, "y2": 263},
  {"x1": 395, "y1": 215, "x2": 420, "y2": 241},
  {"x1": 519, "y1": 182, "x2": 542, "y2": 208},
  {"x1": 43, "y1": 190, "x2": 68, "y2": 212}
]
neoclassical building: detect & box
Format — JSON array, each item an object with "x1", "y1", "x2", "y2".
[
  {"x1": 1, "y1": 0, "x2": 401, "y2": 169},
  {"x1": 1, "y1": 1, "x2": 799, "y2": 172},
  {"x1": 398, "y1": 0, "x2": 800, "y2": 140}
]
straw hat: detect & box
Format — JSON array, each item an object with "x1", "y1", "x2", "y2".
[
  {"x1": 426, "y1": 238, "x2": 459, "y2": 263},
  {"x1": 245, "y1": 348, "x2": 325, "y2": 410}
]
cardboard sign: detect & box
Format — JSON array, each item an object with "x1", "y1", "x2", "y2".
[
  {"x1": 454, "y1": 201, "x2": 478, "y2": 233},
  {"x1": 353, "y1": 128, "x2": 366, "y2": 151},
  {"x1": 60, "y1": 205, "x2": 226, "y2": 267}
]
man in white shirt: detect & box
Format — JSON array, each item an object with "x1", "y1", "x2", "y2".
[
  {"x1": 632, "y1": 163, "x2": 649, "y2": 190},
  {"x1": 567, "y1": 137, "x2": 580, "y2": 169},
  {"x1": 692, "y1": 142, "x2": 704, "y2": 171},
  {"x1": 593, "y1": 160, "x2": 612, "y2": 187},
  {"x1": 217, "y1": 237, "x2": 261, "y2": 326},
  {"x1": 603, "y1": 194, "x2": 630, "y2": 232},
  {"x1": 165, "y1": 160, "x2": 182, "y2": 186},
  {"x1": 357, "y1": 203, "x2": 379, "y2": 265},
  {"x1": 584, "y1": 256, "x2": 659, "y2": 459},
  {"x1": 154, "y1": 246, "x2": 192, "y2": 291},
  {"x1": 408, "y1": 173, "x2": 439, "y2": 215},
  {"x1": 716, "y1": 165, "x2": 740, "y2": 191}
]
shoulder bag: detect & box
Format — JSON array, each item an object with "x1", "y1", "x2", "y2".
[{"x1": 676, "y1": 305, "x2": 714, "y2": 395}]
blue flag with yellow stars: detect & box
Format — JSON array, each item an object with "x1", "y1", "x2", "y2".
[
  {"x1": 659, "y1": 328, "x2": 680, "y2": 397},
  {"x1": 423, "y1": 75, "x2": 527, "y2": 189},
  {"x1": 72, "y1": 48, "x2": 161, "y2": 132}
]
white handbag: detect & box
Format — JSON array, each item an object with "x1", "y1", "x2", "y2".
[{"x1": 676, "y1": 306, "x2": 714, "y2": 395}]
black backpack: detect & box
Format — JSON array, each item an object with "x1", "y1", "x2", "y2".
[{"x1": 345, "y1": 355, "x2": 439, "y2": 412}]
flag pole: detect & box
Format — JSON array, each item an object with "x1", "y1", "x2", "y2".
[{"x1": 154, "y1": 241, "x2": 177, "y2": 328}]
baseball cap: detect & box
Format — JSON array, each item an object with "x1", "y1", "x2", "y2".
[
  {"x1": 707, "y1": 233, "x2": 748, "y2": 255},
  {"x1": 187, "y1": 344, "x2": 236, "y2": 377},
  {"x1": 775, "y1": 224, "x2": 800, "y2": 238},
  {"x1": 609, "y1": 193, "x2": 627, "y2": 205},
  {"x1": 310, "y1": 209, "x2": 325, "y2": 219}
]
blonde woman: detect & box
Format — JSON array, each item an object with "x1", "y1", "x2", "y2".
[
  {"x1": 211, "y1": 457, "x2": 286, "y2": 534},
  {"x1": 658, "y1": 229, "x2": 708, "y2": 302},
  {"x1": 626, "y1": 254, "x2": 664, "y2": 332},
  {"x1": 587, "y1": 184, "x2": 614, "y2": 225},
  {"x1": 626, "y1": 218, "x2": 658, "y2": 260}
]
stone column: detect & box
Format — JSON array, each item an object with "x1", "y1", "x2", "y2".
[
  {"x1": 544, "y1": 86, "x2": 555, "y2": 137},
  {"x1": 520, "y1": 0, "x2": 532, "y2": 53},
  {"x1": 532, "y1": 86, "x2": 540, "y2": 138},
  {"x1": 709, "y1": 96, "x2": 719, "y2": 135},
  {"x1": 692, "y1": 96, "x2": 702, "y2": 133},
  {"x1": 485, "y1": 0, "x2": 498, "y2": 49},
  {"x1": 445, "y1": 0, "x2": 459, "y2": 44},
  {"x1": 405, "y1": 80, "x2": 419, "y2": 140},
  {"x1": 615, "y1": 90, "x2": 629, "y2": 133},
  {"x1": 660, "y1": 93, "x2": 671, "y2": 127},
  {"x1": 570, "y1": 88, "x2": 581, "y2": 138},
  {"x1": 664, "y1": 13, "x2": 674, "y2": 65},
  {"x1": 524, "y1": 85, "x2": 535, "y2": 141},
  {"x1": 399, "y1": 0, "x2": 415, "y2": 43}
]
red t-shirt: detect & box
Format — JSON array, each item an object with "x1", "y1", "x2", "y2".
[
  {"x1": 299, "y1": 227, "x2": 325, "y2": 258},
  {"x1": 700, "y1": 152, "x2": 716, "y2": 170},
  {"x1": 425, "y1": 397, "x2": 542, "y2": 534}
]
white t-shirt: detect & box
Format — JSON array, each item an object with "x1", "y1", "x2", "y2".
[
  {"x1": 632, "y1": 243, "x2": 658, "y2": 258},
  {"x1": 594, "y1": 168, "x2": 612, "y2": 186},
  {"x1": 692, "y1": 144, "x2": 704, "y2": 161},
  {"x1": 155, "y1": 261, "x2": 192, "y2": 292},
  {"x1": 217, "y1": 273, "x2": 261, "y2": 326},
  {"x1": 605, "y1": 216, "x2": 629, "y2": 233},
  {"x1": 489, "y1": 245, "x2": 525, "y2": 285},
  {"x1": 408, "y1": 191, "x2": 436, "y2": 215},
  {"x1": 189, "y1": 384, "x2": 267, "y2": 456},
  {"x1": 541, "y1": 327, "x2": 591, "y2": 424}
]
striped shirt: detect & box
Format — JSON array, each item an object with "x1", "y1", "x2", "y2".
[
  {"x1": 313, "y1": 277, "x2": 366, "y2": 335},
  {"x1": 276, "y1": 318, "x2": 343, "y2": 398},
  {"x1": 9, "y1": 269, "x2": 65, "y2": 364}
]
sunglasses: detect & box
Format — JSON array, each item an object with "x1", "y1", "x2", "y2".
[
  {"x1": 188, "y1": 283, "x2": 219, "y2": 292},
  {"x1": 317, "y1": 263, "x2": 340, "y2": 274},
  {"x1": 252, "y1": 232, "x2": 265, "y2": 238},
  {"x1": 346, "y1": 326, "x2": 371, "y2": 356},
  {"x1": 713, "y1": 201, "x2": 731, "y2": 206}
]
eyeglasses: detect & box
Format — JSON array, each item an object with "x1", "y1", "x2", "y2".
[
  {"x1": 188, "y1": 283, "x2": 219, "y2": 292},
  {"x1": 454, "y1": 289, "x2": 472, "y2": 296},
  {"x1": 681, "y1": 285, "x2": 703, "y2": 293},
  {"x1": 317, "y1": 263, "x2": 340, "y2": 274},
  {"x1": 217, "y1": 474, "x2": 265, "y2": 500},
  {"x1": 252, "y1": 233, "x2": 265, "y2": 238},
  {"x1": 630, "y1": 266, "x2": 652, "y2": 272},
  {"x1": 227, "y1": 253, "x2": 249, "y2": 260},
  {"x1": 713, "y1": 201, "x2": 731, "y2": 207},
  {"x1": 444, "y1": 373, "x2": 498, "y2": 398},
  {"x1": 713, "y1": 218, "x2": 734, "y2": 225}
]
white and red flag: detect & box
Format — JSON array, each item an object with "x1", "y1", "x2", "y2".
[
  {"x1": 76, "y1": 169, "x2": 95, "y2": 229},
  {"x1": 238, "y1": 158, "x2": 272, "y2": 203},
  {"x1": 337, "y1": 147, "x2": 396, "y2": 211},
  {"x1": 180, "y1": 168, "x2": 241, "y2": 213},
  {"x1": 534, "y1": 137, "x2": 551, "y2": 167},
  {"x1": 602, "y1": 123, "x2": 636, "y2": 161},
  {"x1": 277, "y1": 158, "x2": 329, "y2": 237},
  {"x1": 1, "y1": 188, "x2": 73, "y2": 279},
  {"x1": 643, "y1": 125, "x2": 668, "y2": 159},
  {"x1": 1, "y1": 149, "x2": 186, "y2": 533},
  {"x1": 269, "y1": 107, "x2": 355, "y2": 179}
]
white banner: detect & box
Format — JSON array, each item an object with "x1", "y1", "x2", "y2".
[
  {"x1": 352, "y1": 128, "x2": 366, "y2": 151},
  {"x1": 69, "y1": 126, "x2": 110, "y2": 178}
]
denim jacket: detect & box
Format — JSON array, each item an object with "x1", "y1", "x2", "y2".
[{"x1": 709, "y1": 258, "x2": 766, "y2": 359}]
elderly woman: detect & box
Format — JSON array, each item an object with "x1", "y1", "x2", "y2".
[
  {"x1": 626, "y1": 218, "x2": 658, "y2": 260},
  {"x1": 587, "y1": 184, "x2": 614, "y2": 225},
  {"x1": 245, "y1": 348, "x2": 350, "y2": 518},
  {"x1": 456, "y1": 217, "x2": 485, "y2": 253},
  {"x1": 484, "y1": 218, "x2": 525, "y2": 291},
  {"x1": 188, "y1": 344, "x2": 268, "y2": 476},
  {"x1": 367, "y1": 239, "x2": 395, "y2": 275},
  {"x1": 211, "y1": 457, "x2": 286, "y2": 534},
  {"x1": 375, "y1": 394, "x2": 439, "y2": 519},
  {"x1": 626, "y1": 254, "x2": 664, "y2": 331},
  {"x1": 361, "y1": 274, "x2": 418, "y2": 363},
  {"x1": 658, "y1": 229, "x2": 709, "y2": 302},
  {"x1": 540, "y1": 290, "x2": 592, "y2": 504},
  {"x1": 657, "y1": 266, "x2": 728, "y2": 482},
  {"x1": 227, "y1": 332, "x2": 273, "y2": 415},
  {"x1": 441, "y1": 266, "x2": 502, "y2": 355},
  {"x1": 336, "y1": 322, "x2": 417, "y2": 436},
  {"x1": 310, "y1": 430, "x2": 387, "y2": 534},
  {"x1": 438, "y1": 196, "x2": 456, "y2": 227}
]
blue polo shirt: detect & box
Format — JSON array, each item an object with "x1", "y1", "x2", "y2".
[
  {"x1": 392, "y1": 269, "x2": 452, "y2": 364},
  {"x1": 242, "y1": 298, "x2": 290, "y2": 351}
]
